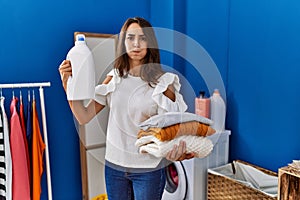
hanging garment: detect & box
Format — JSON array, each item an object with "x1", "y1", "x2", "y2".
[
  {"x1": 10, "y1": 97, "x2": 30, "y2": 200},
  {"x1": 0, "y1": 103, "x2": 6, "y2": 199},
  {"x1": 26, "y1": 92, "x2": 33, "y2": 198},
  {"x1": 19, "y1": 94, "x2": 31, "y2": 181},
  {"x1": 19, "y1": 94, "x2": 26, "y2": 141},
  {"x1": 0, "y1": 97, "x2": 12, "y2": 200},
  {"x1": 32, "y1": 99, "x2": 45, "y2": 200},
  {"x1": 26, "y1": 92, "x2": 32, "y2": 155}
]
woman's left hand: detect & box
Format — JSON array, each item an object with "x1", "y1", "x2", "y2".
[{"x1": 166, "y1": 140, "x2": 195, "y2": 161}]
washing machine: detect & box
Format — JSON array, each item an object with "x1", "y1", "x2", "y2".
[{"x1": 162, "y1": 130, "x2": 231, "y2": 200}]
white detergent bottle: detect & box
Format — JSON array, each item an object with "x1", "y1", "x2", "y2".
[
  {"x1": 66, "y1": 34, "x2": 95, "y2": 100},
  {"x1": 210, "y1": 89, "x2": 226, "y2": 132}
]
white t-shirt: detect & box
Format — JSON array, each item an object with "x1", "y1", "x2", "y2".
[{"x1": 94, "y1": 69, "x2": 187, "y2": 169}]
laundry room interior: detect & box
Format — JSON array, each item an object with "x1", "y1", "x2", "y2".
[{"x1": 1, "y1": 0, "x2": 300, "y2": 199}]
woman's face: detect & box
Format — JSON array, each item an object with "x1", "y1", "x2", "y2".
[{"x1": 124, "y1": 23, "x2": 148, "y2": 64}]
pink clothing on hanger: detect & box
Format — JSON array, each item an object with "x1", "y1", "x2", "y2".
[
  {"x1": 10, "y1": 97, "x2": 30, "y2": 200},
  {"x1": 19, "y1": 97, "x2": 31, "y2": 182}
]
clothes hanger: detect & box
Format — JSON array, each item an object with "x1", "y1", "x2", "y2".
[
  {"x1": 12, "y1": 87, "x2": 15, "y2": 99},
  {"x1": 28, "y1": 89, "x2": 31, "y2": 102},
  {"x1": 20, "y1": 89, "x2": 23, "y2": 103},
  {"x1": 32, "y1": 89, "x2": 35, "y2": 100}
]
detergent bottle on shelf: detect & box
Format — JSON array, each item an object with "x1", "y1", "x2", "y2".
[
  {"x1": 195, "y1": 91, "x2": 210, "y2": 118},
  {"x1": 66, "y1": 34, "x2": 95, "y2": 100},
  {"x1": 210, "y1": 89, "x2": 226, "y2": 132}
]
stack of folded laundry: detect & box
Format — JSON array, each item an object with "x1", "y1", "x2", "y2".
[{"x1": 135, "y1": 112, "x2": 216, "y2": 158}]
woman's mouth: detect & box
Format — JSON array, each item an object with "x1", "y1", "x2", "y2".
[{"x1": 131, "y1": 48, "x2": 142, "y2": 52}]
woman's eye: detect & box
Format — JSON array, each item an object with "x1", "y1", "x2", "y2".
[
  {"x1": 126, "y1": 36, "x2": 134, "y2": 41},
  {"x1": 140, "y1": 36, "x2": 147, "y2": 41}
]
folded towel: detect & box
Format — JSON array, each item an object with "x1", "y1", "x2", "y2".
[
  {"x1": 139, "y1": 112, "x2": 213, "y2": 131},
  {"x1": 137, "y1": 121, "x2": 215, "y2": 141},
  {"x1": 135, "y1": 135, "x2": 213, "y2": 158}
]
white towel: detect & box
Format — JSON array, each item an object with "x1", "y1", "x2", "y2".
[
  {"x1": 135, "y1": 135, "x2": 213, "y2": 158},
  {"x1": 234, "y1": 161, "x2": 278, "y2": 191}
]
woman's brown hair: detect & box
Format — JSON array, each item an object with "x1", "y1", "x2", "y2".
[{"x1": 114, "y1": 17, "x2": 164, "y2": 85}]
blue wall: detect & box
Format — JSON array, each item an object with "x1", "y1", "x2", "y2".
[
  {"x1": 0, "y1": 0, "x2": 149, "y2": 199},
  {"x1": 185, "y1": 0, "x2": 229, "y2": 111},
  {"x1": 151, "y1": 0, "x2": 300, "y2": 173},
  {"x1": 1, "y1": 0, "x2": 300, "y2": 199},
  {"x1": 226, "y1": 0, "x2": 300, "y2": 171}
]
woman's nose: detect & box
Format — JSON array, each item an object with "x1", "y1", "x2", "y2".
[{"x1": 133, "y1": 38, "x2": 140, "y2": 47}]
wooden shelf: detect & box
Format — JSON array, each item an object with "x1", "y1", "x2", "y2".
[{"x1": 278, "y1": 166, "x2": 300, "y2": 200}]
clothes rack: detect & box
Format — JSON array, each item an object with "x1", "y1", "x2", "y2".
[{"x1": 0, "y1": 82, "x2": 52, "y2": 200}]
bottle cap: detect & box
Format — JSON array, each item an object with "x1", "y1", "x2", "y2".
[
  {"x1": 199, "y1": 91, "x2": 205, "y2": 98},
  {"x1": 76, "y1": 34, "x2": 85, "y2": 42},
  {"x1": 213, "y1": 89, "x2": 220, "y2": 95}
]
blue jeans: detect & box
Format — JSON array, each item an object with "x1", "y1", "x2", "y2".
[{"x1": 105, "y1": 164, "x2": 166, "y2": 200}]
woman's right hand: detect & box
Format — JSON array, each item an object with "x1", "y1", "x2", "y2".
[
  {"x1": 166, "y1": 141, "x2": 195, "y2": 162},
  {"x1": 58, "y1": 60, "x2": 72, "y2": 91}
]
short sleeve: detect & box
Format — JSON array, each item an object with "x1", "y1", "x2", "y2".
[
  {"x1": 93, "y1": 69, "x2": 120, "y2": 106},
  {"x1": 152, "y1": 72, "x2": 188, "y2": 113}
]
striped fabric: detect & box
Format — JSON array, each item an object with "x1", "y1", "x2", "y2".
[
  {"x1": 0, "y1": 106, "x2": 6, "y2": 199},
  {"x1": 1, "y1": 96, "x2": 11, "y2": 200}
]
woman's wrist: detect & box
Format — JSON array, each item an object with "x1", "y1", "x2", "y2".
[{"x1": 63, "y1": 82, "x2": 67, "y2": 92}]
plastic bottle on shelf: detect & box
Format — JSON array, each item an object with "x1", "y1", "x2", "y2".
[
  {"x1": 195, "y1": 91, "x2": 210, "y2": 118},
  {"x1": 66, "y1": 34, "x2": 95, "y2": 100},
  {"x1": 210, "y1": 89, "x2": 226, "y2": 132}
]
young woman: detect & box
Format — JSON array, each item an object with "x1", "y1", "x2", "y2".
[{"x1": 59, "y1": 17, "x2": 194, "y2": 200}]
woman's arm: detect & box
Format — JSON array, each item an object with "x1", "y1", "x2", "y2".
[
  {"x1": 163, "y1": 83, "x2": 194, "y2": 161},
  {"x1": 59, "y1": 60, "x2": 111, "y2": 125},
  {"x1": 163, "y1": 85, "x2": 175, "y2": 102},
  {"x1": 67, "y1": 100, "x2": 104, "y2": 125}
]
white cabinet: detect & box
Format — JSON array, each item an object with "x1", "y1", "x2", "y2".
[
  {"x1": 79, "y1": 113, "x2": 108, "y2": 200},
  {"x1": 85, "y1": 147, "x2": 106, "y2": 199}
]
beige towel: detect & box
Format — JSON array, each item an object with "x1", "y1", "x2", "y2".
[{"x1": 137, "y1": 121, "x2": 215, "y2": 141}]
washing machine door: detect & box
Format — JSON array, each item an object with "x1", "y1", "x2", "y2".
[{"x1": 162, "y1": 161, "x2": 187, "y2": 200}]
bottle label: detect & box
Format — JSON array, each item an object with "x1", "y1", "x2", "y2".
[{"x1": 195, "y1": 98, "x2": 210, "y2": 118}]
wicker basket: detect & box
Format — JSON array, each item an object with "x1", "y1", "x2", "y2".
[{"x1": 207, "y1": 160, "x2": 277, "y2": 200}]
